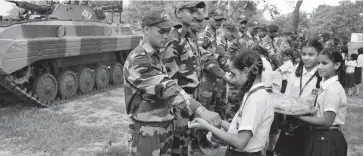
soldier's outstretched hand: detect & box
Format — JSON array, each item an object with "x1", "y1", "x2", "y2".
[{"x1": 199, "y1": 110, "x2": 222, "y2": 127}]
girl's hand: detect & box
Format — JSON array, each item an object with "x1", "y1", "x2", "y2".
[{"x1": 188, "y1": 118, "x2": 211, "y2": 130}]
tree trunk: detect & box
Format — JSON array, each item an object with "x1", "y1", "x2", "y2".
[{"x1": 292, "y1": 0, "x2": 303, "y2": 31}]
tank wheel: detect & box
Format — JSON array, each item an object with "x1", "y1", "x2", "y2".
[
  {"x1": 77, "y1": 68, "x2": 95, "y2": 94},
  {"x1": 95, "y1": 65, "x2": 109, "y2": 89},
  {"x1": 57, "y1": 70, "x2": 78, "y2": 99},
  {"x1": 33, "y1": 73, "x2": 58, "y2": 102},
  {"x1": 110, "y1": 63, "x2": 123, "y2": 85}
]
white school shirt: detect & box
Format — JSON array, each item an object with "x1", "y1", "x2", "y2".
[
  {"x1": 228, "y1": 83, "x2": 274, "y2": 152},
  {"x1": 315, "y1": 76, "x2": 347, "y2": 126},
  {"x1": 279, "y1": 60, "x2": 294, "y2": 80},
  {"x1": 285, "y1": 65, "x2": 318, "y2": 100},
  {"x1": 357, "y1": 54, "x2": 363, "y2": 67},
  {"x1": 261, "y1": 56, "x2": 273, "y2": 89},
  {"x1": 345, "y1": 60, "x2": 356, "y2": 74}
]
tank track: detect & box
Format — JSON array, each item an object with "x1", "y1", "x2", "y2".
[{"x1": 0, "y1": 73, "x2": 122, "y2": 108}]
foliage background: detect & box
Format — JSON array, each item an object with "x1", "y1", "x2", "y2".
[{"x1": 3, "y1": 0, "x2": 363, "y2": 42}]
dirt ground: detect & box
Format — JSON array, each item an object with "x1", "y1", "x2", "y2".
[{"x1": 0, "y1": 86, "x2": 362, "y2": 156}]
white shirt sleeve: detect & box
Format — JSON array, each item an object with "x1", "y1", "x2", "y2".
[
  {"x1": 357, "y1": 55, "x2": 363, "y2": 67},
  {"x1": 238, "y1": 95, "x2": 262, "y2": 135},
  {"x1": 279, "y1": 61, "x2": 290, "y2": 73},
  {"x1": 322, "y1": 89, "x2": 341, "y2": 113}
]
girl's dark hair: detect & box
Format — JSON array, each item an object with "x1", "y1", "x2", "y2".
[
  {"x1": 319, "y1": 48, "x2": 346, "y2": 86},
  {"x1": 282, "y1": 48, "x2": 295, "y2": 63},
  {"x1": 252, "y1": 46, "x2": 269, "y2": 58},
  {"x1": 358, "y1": 48, "x2": 363, "y2": 55},
  {"x1": 293, "y1": 50, "x2": 301, "y2": 65},
  {"x1": 351, "y1": 53, "x2": 358, "y2": 61},
  {"x1": 295, "y1": 38, "x2": 323, "y2": 88},
  {"x1": 232, "y1": 49, "x2": 263, "y2": 94}
]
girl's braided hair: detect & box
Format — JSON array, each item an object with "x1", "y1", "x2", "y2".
[{"x1": 232, "y1": 49, "x2": 263, "y2": 100}]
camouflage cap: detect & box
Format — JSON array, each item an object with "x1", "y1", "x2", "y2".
[
  {"x1": 266, "y1": 24, "x2": 279, "y2": 33},
  {"x1": 174, "y1": 1, "x2": 206, "y2": 10},
  {"x1": 247, "y1": 20, "x2": 260, "y2": 29},
  {"x1": 258, "y1": 24, "x2": 267, "y2": 31},
  {"x1": 208, "y1": 9, "x2": 225, "y2": 20},
  {"x1": 142, "y1": 8, "x2": 181, "y2": 29},
  {"x1": 237, "y1": 15, "x2": 248, "y2": 24},
  {"x1": 224, "y1": 24, "x2": 240, "y2": 38}
]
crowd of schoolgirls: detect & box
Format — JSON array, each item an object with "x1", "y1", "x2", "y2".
[{"x1": 189, "y1": 25, "x2": 358, "y2": 156}]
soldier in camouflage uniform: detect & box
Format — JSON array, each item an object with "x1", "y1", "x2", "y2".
[
  {"x1": 238, "y1": 20, "x2": 261, "y2": 49},
  {"x1": 215, "y1": 24, "x2": 242, "y2": 122},
  {"x1": 190, "y1": 10, "x2": 235, "y2": 152},
  {"x1": 236, "y1": 16, "x2": 248, "y2": 38},
  {"x1": 197, "y1": 9, "x2": 230, "y2": 122},
  {"x1": 124, "y1": 8, "x2": 222, "y2": 156},
  {"x1": 162, "y1": 2, "x2": 218, "y2": 155},
  {"x1": 275, "y1": 31, "x2": 293, "y2": 55}
]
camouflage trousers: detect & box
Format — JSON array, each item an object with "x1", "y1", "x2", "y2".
[
  {"x1": 128, "y1": 120, "x2": 174, "y2": 156},
  {"x1": 171, "y1": 108, "x2": 190, "y2": 156},
  {"x1": 213, "y1": 79, "x2": 227, "y2": 119},
  {"x1": 224, "y1": 84, "x2": 242, "y2": 122}
]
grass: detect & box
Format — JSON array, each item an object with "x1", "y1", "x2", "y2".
[
  {"x1": 0, "y1": 86, "x2": 361, "y2": 156},
  {"x1": 342, "y1": 105, "x2": 363, "y2": 156},
  {"x1": 0, "y1": 107, "x2": 128, "y2": 156}
]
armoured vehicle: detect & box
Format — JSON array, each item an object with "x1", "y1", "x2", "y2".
[{"x1": 0, "y1": 1, "x2": 142, "y2": 107}]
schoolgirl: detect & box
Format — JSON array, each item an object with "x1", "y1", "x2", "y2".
[
  {"x1": 295, "y1": 47, "x2": 348, "y2": 156},
  {"x1": 355, "y1": 48, "x2": 363, "y2": 96},
  {"x1": 252, "y1": 46, "x2": 281, "y2": 156},
  {"x1": 345, "y1": 53, "x2": 358, "y2": 96},
  {"x1": 278, "y1": 48, "x2": 295, "y2": 93},
  {"x1": 275, "y1": 38, "x2": 323, "y2": 156},
  {"x1": 189, "y1": 50, "x2": 274, "y2": 156}
]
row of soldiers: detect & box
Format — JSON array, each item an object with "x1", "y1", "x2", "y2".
[{"x1": 123, "y1": 1, "x2": 294, "y2": 156}]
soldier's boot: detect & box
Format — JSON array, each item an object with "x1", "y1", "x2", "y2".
[
  {"x1": 189, "y1": 139, "x2": 206, "y2": 156},
  {"x1": 199, "y1": 134, "x2": 219, "y2": 149}
]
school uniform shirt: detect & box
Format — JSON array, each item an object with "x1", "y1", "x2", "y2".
[
  {"x1": 357, "y1": 54, "x2": 363, "y2": 67},
  {"x1": 228, "y1": 83, "x2": 274, "y2": 152},
  {"x1": 315, "y1": 76, "x2": 347, "y2": 126},
  {"x1": 285, "y1": 65, "x2": 318, "y2": 100},
  {"x1": 345, "y1": 60, "x2": 356, "y2": 74},
  {"x1": 272, "y1": 70, "x2": 282, "y2": 93},
  {"x1": 261, "y1": 56, "x2": 274, "y2": 90},
  {"x1": 279, "y1": 60, "x2": 294, "y2": 80}
]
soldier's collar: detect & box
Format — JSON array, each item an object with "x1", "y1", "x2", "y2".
[{"x1": 141, "y1": 42, "x2": 158, "y2": 55}]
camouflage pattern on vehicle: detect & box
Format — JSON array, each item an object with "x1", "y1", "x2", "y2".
[{"x1": 0, "y1": 1, "x2": 142, "y2": 107}]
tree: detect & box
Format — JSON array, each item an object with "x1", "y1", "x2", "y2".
[
  {"x1": 308, "y1": 1, "x2": 363, "y2": 41},
  {"x1": 272, "y1": 11, "x2": 309, "y2": 33},
  {"x1": 292, "y1": 0, "x2": 303, "y2": 31}
]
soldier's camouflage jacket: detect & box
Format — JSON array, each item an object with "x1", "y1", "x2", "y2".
[
  {"x1": 238, "y1": 31, "x2": 260, "y2": 50},
  {"x1": 163, "y1": 28, "x2": 202, "y2": 95},
  {"x1": 275, "y1": 37, "x2": 292, "y2": 54},
  {"x1": 123, "y1": 41, "x2": 202, "y2": 122},
  {"x1": 198, "y1": 25, "x2": 230, "y2": 72}
]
